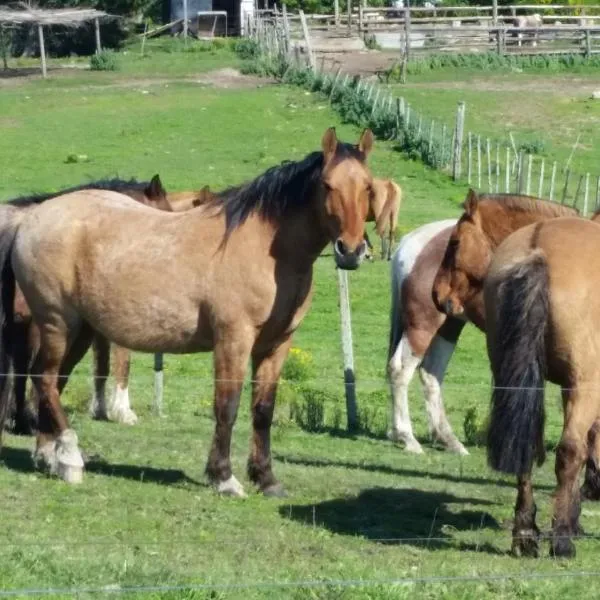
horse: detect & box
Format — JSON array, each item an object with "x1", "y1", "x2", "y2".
[
  {"x1": 386, "y1": 190, "x2": 581, "y2": 457},
  {"x1": 513, "y1": 13, "x2": 542, "y2": 47},
  {"x1": 431, "y1": 193, "x2": 600, "y2": 557},
  {"x1": 482, "y1": 218, "x2": 600, "y2": 558},
  {"x1": 0, "y1": 127, "x2": 374, "y2": 497},
  {"x1": 363, "y1": 178, "x2": 402, "y2": 261},
  {"x1": 2, "y1": 175, "x2": 170, "y2": 435}
]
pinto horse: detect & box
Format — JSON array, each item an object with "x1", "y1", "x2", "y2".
[
  {"x1": 387, "y1": 190, "x2": 581, "y2": 456},
  {"x1": 0, "y1": 127, "x2": 374, "y2": 496},
  {"x1": 363, "y1": 178, "x2": 402, "y2": 261},
  {"x1": 432, "y1": 193, "x2": 600, "y2": 557},
  {"x1": 2, "y1": 176, "x2": 169, "y2": 434}
]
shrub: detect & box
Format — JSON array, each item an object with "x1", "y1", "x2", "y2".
[
  {"x1": 463, "y1": 406, "x2": 487, "y2": 447},
  {"x1": 282, "y1": 347, "x2": 315, "y2": 383},
  {"x1": 233, "y1": 38, "x2": 261, "y2": 60},
  {"x1": 90, "y1": 50, "x2": 118, "y2": 71}
]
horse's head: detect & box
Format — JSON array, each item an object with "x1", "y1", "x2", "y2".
[
  {"x1": 319, "y1": 127, "x2": 374, "y2": 270},
  {"x1": 141, "y1": 174, "x2": 171, "y2": 211},
  {"x1": 432, "y1": 189, "x2": 493, "y2": 320}
]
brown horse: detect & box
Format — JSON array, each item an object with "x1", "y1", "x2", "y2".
[
  {"x1": 431, "y1": 192, "x2": 600, "y2": 557},
  {"x1": 363, "y1": 178, "x2": 402, "y2": 261},
  {"x1": 482, "y1": 217, "x2": 600, "y2": 558},
  {"x1": 0, "y1": 127, "x2": 374, "y2": 497},
  {"x1": 3, "y1": 176, "x2": 169, "y2": 434}
]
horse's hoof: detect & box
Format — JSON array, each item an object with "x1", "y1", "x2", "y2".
[
  {"x1": 262, "y1": 483, "x2": 288, "y2": 498},
  {"x1": 387, "y1": 429, "x2": 424, "y2": 454},
  {"x1": 57, "y1": 462, "x2": 84, "y2": 484},
  {"x1": 90, "y1": 408, "x2": 109, "y2": 422},
  {"x1": 109, "y1": 408, "x2": 138, "y2": 426},
  {"x1": 550, "y1": 536, "x2": 576, "y2": 559},
  {"x1": 55, "y1": 429, "x2": 85, "y2": 484},
  {"x1": 217, "y1": 476, "x2": 247, "y2": 498},
  {"x1": 511, "y1": 529, "x2": 540, "y2": 558},
  {"x1": 32, "y1": 439, "x2": 58, "y2": 474},
  {"x1": 447, "y1": 440, "x2": 469, "y2": 456}
]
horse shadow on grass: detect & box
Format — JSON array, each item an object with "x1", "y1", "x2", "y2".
[
  {"x1": 0, "y1": 446, "x2": 201, "y2": 487},
  {"x1": 280, "y1": 486, "x2": 504, "y2": 555}
]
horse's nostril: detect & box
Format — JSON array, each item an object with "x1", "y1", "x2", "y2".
[{"x1": 335, "y1": 239, "x2": 348, "y2": 256}]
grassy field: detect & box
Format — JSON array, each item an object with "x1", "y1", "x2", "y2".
[
  {"x1": 391, "y1": 65, "x2": 600, "y2": 180},
  {"x1": 1, "y1": 41, "x2": 599, "y2": 599}
]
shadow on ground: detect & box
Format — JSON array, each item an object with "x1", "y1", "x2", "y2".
[{"x1": 280, "y1": 486, "x2": 504, "y2": 554}]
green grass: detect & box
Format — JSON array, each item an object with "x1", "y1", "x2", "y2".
[
  {"x1": 391, "y1": 65, "x2": 600, "y2": 177},
  {"x1": 0, "y1": 44, "x2": 598, "y2": 599}
]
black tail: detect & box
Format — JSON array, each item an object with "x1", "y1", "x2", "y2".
[
  {"x1": 0, "y1": 211, "x2": 21, "y2": 437},
  {"x1": 487, "y1": 253, "x2": 549, "y2": 475}
]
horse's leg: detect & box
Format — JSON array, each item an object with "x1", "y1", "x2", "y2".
[
  {"x1": 550, "y1": 388, "x2": 596, "y2": 558},
  {"x1": 363, "y1": 231, "x2": 374, "y2": 261},
  {"x1": 247, "y1": 336, "x2": 293, "y2": 497},
  {"x1": 418, "y1": 319, "x2": 468, "y2": 456},
  {"x1": 388, "y1": 334, "x2": 424, "y2": 453},
  {"x1": 90, "y1": 333, "x2": 109, "y2": 421},
  {"x1": 581, "y1": 418, "x2": 600, "y2": 501},
  {"x1": 31, "y1": 322, "x2": 91, "y2": 483},
  {"x1": 511, "y1": 472, "x2": 540, "y2": 557},
  {"x1": 107, "y1": 344, "x2": 137, "y2": 425},
  {"x1": 205, "y1": 334, "x2": 253, "y2": 498},
  {"x1": 11, "y1": 320, "x2": 37, "y2": 435}
]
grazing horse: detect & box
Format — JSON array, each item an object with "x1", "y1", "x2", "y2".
[
  {"x1": 0, "y1": 127, "x2": 374, "y2": 496},
  {"x1": 363, "y1": 178, "x2": 402, "y2": 261},
  {"x1": 2, "y1": 176, "x2": 169, "y2": 434},
  {"x1": 387, "y1": 190, "x2": 580, "y2": 456},
  {"x1": 431, "y1": 194, "x2": 600, "y2": 557},
  {"x1": 513, "y1": 13, "x2": 542, "y2": 47}
]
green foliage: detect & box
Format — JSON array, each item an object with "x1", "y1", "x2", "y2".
[
  {"x1": 518, "y1": 140, "x2": 546, "y2": 155},
  {"x1": 382, "y1": 52, "x2": 600, "y2": 79},
  {"x1": 289, "y1": 386, "x2": 329, "y2": 432},
  {"x1": 282, "y1": 348, "x2": 315, "y2": 383},
  {"x1": 89, "y1": 50, "x2": 119, "y2": 71},
  {"x1": 233, "y1": 38, "x2": 261, "y2": 60},
  {"x1": 463, "y1": 405, "x2": 487, "y2": 447}
]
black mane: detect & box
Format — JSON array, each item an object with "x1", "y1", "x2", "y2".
[
  {"x1": 210, "y1": 142, "x2": 366, "y2": 235},
  {"x1": 6, "y1": 178, "x2": 151, "y2": 208}
]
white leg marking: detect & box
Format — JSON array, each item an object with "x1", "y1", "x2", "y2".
[
  {"x1": 217, "y1": 475, "x2": 247, "y2": 498},
  {"x1": 55, "y1": 429, "x2": 85, "y2": 484},
  {"x1": 108, "y1": 385, "x2": 138, "y2": 425},
  {"x1": 388, "y1": 336, "x2": 423, "y2": 453},
  {"x1": 419, "y1": 333, "x2": 468, "y2": 456}
]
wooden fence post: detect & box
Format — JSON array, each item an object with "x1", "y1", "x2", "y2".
[
  {"x1": 561, "y1": 168, "x2": 571, "y2": 204},
  {"x1": 37, "y1": 24, "x2": 47, "y2": 78},
  {"x1": 549, "y1": 161, "x2": 557, "y2": 201},
  {"x1": 183, "y1": 0, "x2": 188, "y2": 42},
  {"x1": 154, "y1": 353, "x2": 164, "y2": 416},
  {"x1": 299, "y1": 10, "x2": 316, "y2": 70},
  {"x1": 347, "y1": 0, "x2": 352, "y2": 35},
  {"x1": 94, "y1": 18, "x2": 102, "y2": 54},
  {"x1": 538, "y1": 158, "x2": 545, "y2": 198},
  {"x1": 584, "y1": 172, "x2": 590, "y2": 215},
  {"x1": 467, "y1": 132, "x2": 472, "y2": 184},
  {"x1": 452, "y1": 101, "x2": 465, "y2": 181},
  {"x1": 334, "y1": 0, "x2": 340, "y2": 29},
  {"x1": 337, "y1": 269, "x2": 358, "y2": 432}
]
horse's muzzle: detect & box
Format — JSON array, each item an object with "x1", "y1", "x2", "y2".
[{"x1": 334, "y1": 239, "x2": 367, "y2": 270}]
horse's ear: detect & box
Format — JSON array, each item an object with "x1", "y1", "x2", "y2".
[
  {"x1": 358, "y1": 128, "x2": 374, "y2": 158},
  {"x1": 193, "y1": 185, "x2": 213, "y2": 207},
  {"x1": 463, "y1": 188, "x2": 479, "y2": 217},
  {"x1": 321, "y1": 127, "x2": 338, "y2": 163},
  {"x1": 148, "y1": 174, "x2": 166, "y2": 197}
]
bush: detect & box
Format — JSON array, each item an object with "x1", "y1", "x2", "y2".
[
  {"x1": 463, "y1": 406, "x2": 487, "y2": 447},
  {"x1": 90, "y1": 50, "x2": 119, "y2": 71},
  {"x1": 233, "y1": 38, "x2": 261, "y2": 60},
  {"x1": 282, "y1": 348, "x2": 315, "y2": 383}
]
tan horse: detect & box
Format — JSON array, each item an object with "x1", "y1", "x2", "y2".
[
  {"x1": 431, "y1": 192, "x2": 600, "y2": 557},
  {"x1": 0, "y1": 127, "x2": 374, "y2": 497},
  {"x1": 363, "y1": 178, "x2": 402, "y2": 261},
  {"x1": 3, "y1": 176, "x2": 170, "y2": 434},
  {"x1": 482, "y1": 217, "x2": 600, "y2": 558}
]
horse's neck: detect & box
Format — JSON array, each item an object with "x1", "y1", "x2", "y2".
[
  {"x1": 271, "y1": 209, "x2": 330, "y2": 271},
  {"x1": 484, "y1": 208, "x2": 557, "y2": 247}
]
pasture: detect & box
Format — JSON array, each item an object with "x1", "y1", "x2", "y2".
[{"x1": 1, "y1": 39, "x2": 600, "y2": 598}]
